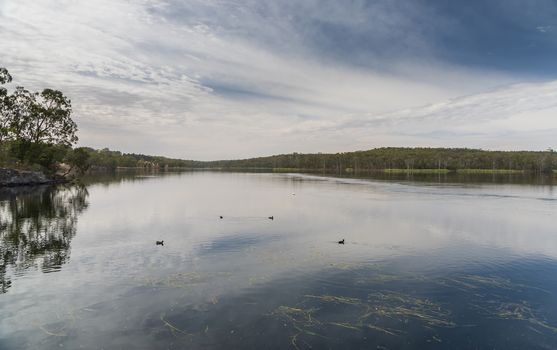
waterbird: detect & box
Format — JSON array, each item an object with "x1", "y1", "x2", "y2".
[
  {"x1": 338, "y1": 239, "x2": 345, "y2": 244},
  {"x1": 268, "y1": 216, "x2": 274, "y2": 220},
  {"x1": 219, "y1": 216, "x2": 223, "y2": 219},
  {"x1": 156, "y1": 240, "x2": 164, "y2": 246}
]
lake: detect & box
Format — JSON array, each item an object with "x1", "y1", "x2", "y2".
[{"x1": 1, "y1": 171, "x2": 556, "y2": 349}]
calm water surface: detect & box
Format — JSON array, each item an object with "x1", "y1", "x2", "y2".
[{"x1": 1, "y1": 171, "x2": 556, "y2": 349}]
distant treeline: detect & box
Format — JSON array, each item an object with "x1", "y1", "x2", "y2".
[
  {"x1": 81, "y1": 147, "x2": 203, "y2": 169},
  {"x1": 82, "y1": 147, "x2": 557, "y2": 174},
  {"x1": 4, "y1": 65, "x2": 553, "y2": 176}
]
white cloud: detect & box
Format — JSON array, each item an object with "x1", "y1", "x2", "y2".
[
  {"x1": 296, "y1": 81, "x2": 557, "y2": 152},
  {"x1": 0, "y1": 0, "x2": 552, "y2": 159}
]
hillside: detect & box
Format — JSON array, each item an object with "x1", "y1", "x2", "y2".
[{"x1": 83, "y1": 147, "x2": 557, "y2": 174}]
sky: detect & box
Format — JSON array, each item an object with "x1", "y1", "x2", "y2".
[{"x1": 0, "y1": 0, "x2": 556, "y2": 160}]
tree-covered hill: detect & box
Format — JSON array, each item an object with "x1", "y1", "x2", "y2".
[
  {"x1": 82, "y1": 147, "x2": 557, "y2": 174},
  {"x1": 3, "y1": 65, "x2": 555, "y2": 177}
]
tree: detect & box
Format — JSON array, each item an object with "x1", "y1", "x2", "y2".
[
  {"x1": 5, "y1": 86, "x2": 34, "y2": 142},
  {"x1": 0, "y1": 68, "x2": 77, "y2": 146},
  {"x1": 24, "y1": 89, "x2": 77, "y2": 146},
  {"x1": 0, "y1": 68, "x2": 78, "y2": 170},
  {"x1": 65, "y1": 147, "x2": 91, "y2": 174},
  {"x1": 0, "y1": 68, "x2": 11, "y2": 85},
  {"x1": 0, "y1": 68, "x2": 13, "y2": 142}
]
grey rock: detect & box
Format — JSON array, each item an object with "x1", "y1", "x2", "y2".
[{"x1": 0, "y1": 168, "x2": 53, "y2": 186}]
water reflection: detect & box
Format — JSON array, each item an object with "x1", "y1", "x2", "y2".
[
  {"x1": 0, "y1": 184, "x2": 89, "y2": 293},
  {"x1": 211, "y1": 168, "x2": 557, "y2": 186},
  {"x1": 0, "y1": 171, "x2": 556, "y2": 349},
  {"x1": 122, "y1": 255, "x2": 557, "y2": 349},
  {"x1": 348, "y1": 171, "x2": 557, "y2": 186}
]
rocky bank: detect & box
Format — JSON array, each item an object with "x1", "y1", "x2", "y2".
[{"x1": 0, "y1": 168, "x2": 59, "y2": 186}]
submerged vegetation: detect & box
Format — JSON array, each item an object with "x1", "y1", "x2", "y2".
[
  {"x1": 120, "y1": 255, "x2": 557, "y2": 349},
  {"x1": 268, "y1": 267, "x2": 557, "y2": 349},
  {"x1": 270, "y1": 275, "x2": 455, "y2": 348},
  {"x1": 2, "y1": 171, "x2": 556, "y2": 348}
]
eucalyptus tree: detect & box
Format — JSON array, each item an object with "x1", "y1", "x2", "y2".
[
  {"x1": 24, "y1": 88, "x2": 76, "y2": 146},
  {"x1": 0, "y1": 68, "x2": 13, "y2": 142},
  {"x1": 0, "y1": 68, "x2": 77, "y2": 146},
  {"x1": 0, "y1": 68, "x2": 79, "y2": 170}
]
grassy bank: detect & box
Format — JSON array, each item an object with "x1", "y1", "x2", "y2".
[
  {"x1": 383, "y1": 168, "x2": 451, "y2": 174},
  {"x1": 456, "y1": 169, "x2": 524, "y2": 174},
  {"x1": 368, "y1": 168, "x2": 525, "y2": 175}
]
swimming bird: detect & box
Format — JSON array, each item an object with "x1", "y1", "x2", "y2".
[
  {"x1": 338, "y1": 239, "x2": 345, "y2": 244},
  {"x1": 156, "y1": 240, "x2": 164, "y2": 246},
  {"x1": 268, "y1": 216, "x2": 274, "y2": 220},
  {"x1": 219, "y1": 216, "x2": 223, "y2": 219}
]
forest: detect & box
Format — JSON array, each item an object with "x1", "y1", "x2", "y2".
[
  {"x1": 2, "y1": 67, "x2": 555, "y2": 176},
  {"x1": 80, "y1": 147, "x2": 557, "y2": 174},
  {"x1": 206, "y1": 148, "x2": 557, "y2": 173}
]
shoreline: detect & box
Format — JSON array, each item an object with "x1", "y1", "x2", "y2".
[
  {"x1": 111, "y1": 166, "x2": 552, "y2": 175},
  {"x1": 0, "y1": 167, "x2": 68, "y2": 187}
]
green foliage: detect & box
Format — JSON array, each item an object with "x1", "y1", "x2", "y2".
[
  {"x1": 65, "y1": 147, "x2": 91, "y2": 173},
  {"x1": 75, "y1": 147, "x2": 557, "y2": 174},
  {"x1": 78, "y1": 147, "x2": 203, "y2": 170},
  {"x1": 1, "y1": 85, "x2": 76, "y2": 145},
  {"x1": 1, "y1": 68, "x2": 555, "y2": 176},
  {"x1": 0, "y1": 67, "x2": 78, "y2": 172},
  {"x1": 0, "y1": 68, "x2": 12, "y2": 85},
  {"x1": 0, "y1": 69, "x2": 13, "y2": 142},
  {"x1": 456, "y1": 169, "x2": 523, "y2": 174},
  {"x1": 7, "y1": 140, "x2": 70, "y2": 174},
  {"x1": 27, "y1": 88, "x2": 76, "y2": 145},
  {"x1": 201, "y1": 148, "x2": 557, "y2": 174},
  {"x1": 383, "y1": 168, "x2": 451, "y2": 174}
]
